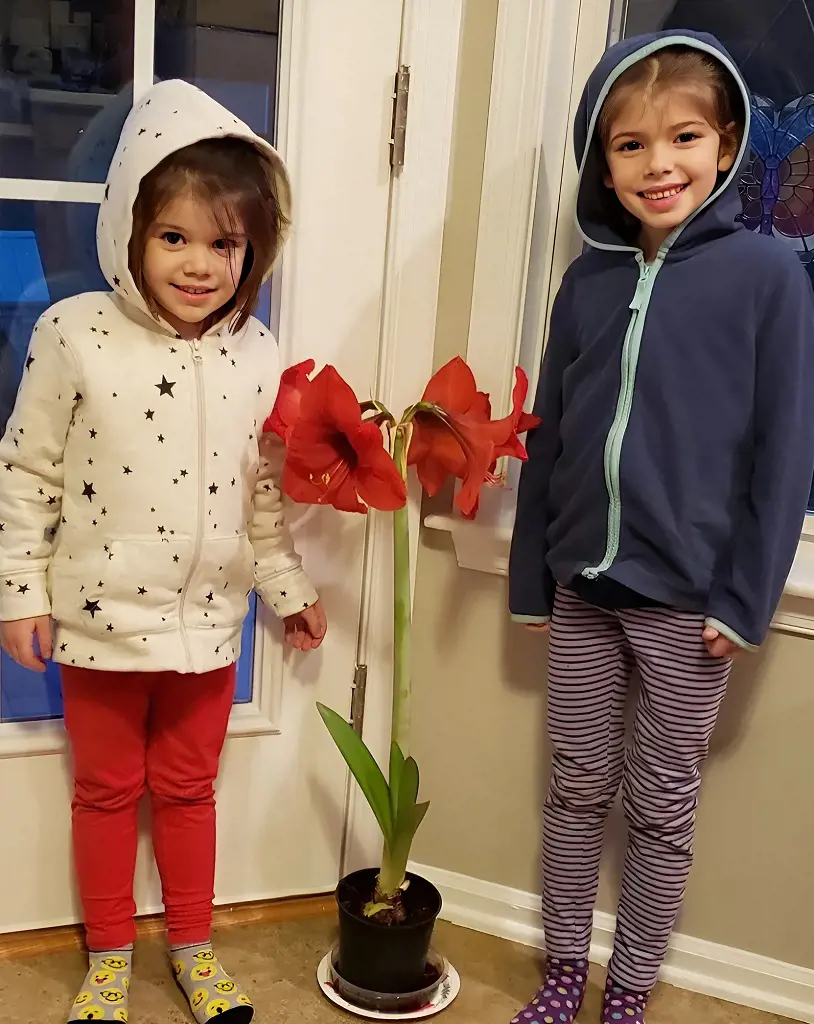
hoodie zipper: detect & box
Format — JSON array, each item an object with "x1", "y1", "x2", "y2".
[
  {"x1": 582, "y1": 251, "x2": 664, "y2": 580},
  {"x1": 179, "y1": 338, "x2": 206, "y2": 669}
]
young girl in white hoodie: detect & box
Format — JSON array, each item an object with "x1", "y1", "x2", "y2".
[{"x1": 0, "y1": 80, "x2": 326, "y2": 1024}]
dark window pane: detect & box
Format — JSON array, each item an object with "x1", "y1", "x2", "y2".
[
  {"x1": 0, "y1": 658, "x2": 63, "y2": 722},
  {"x1": 0, "y1": 4, "x2": 134, "y2": 181},
  {"x1": 154, "y1": 1, "x2": 281, "y2": 143},
  {"x1": 0, "y1": 199, "x2": 103, "y2": 435},
  {"x1": 234, "y1": 593, "x2": 257, "y2": 704}
]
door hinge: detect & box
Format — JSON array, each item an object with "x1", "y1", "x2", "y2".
[
  {"x1": 350, "y1": 664, "x2": 368, "y2": 735},
  {"x1": 390, "y1": 65, "x2": 411, "y2": 170}
]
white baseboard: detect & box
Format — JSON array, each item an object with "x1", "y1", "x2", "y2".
[{"x1": 410, "y1": 862, "x2": 814, "y2": 1024}]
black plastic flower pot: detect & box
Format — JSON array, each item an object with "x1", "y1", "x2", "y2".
[{"x1": 336, "y1": 867, "x2": 443, "y2": 994}]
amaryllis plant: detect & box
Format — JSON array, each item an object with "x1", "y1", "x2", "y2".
[{"x1": 264, "y1": 356, "x2": 538, "y2": 920}]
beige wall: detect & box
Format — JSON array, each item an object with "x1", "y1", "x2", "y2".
[{"x1": 411, "y1": 0, "x2": 814, "y2": 969}]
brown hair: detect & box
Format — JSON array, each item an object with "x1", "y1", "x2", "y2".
[
  {"x1": 598, "y1": 46, "x2": 744, "y2": 156},
  {"x1": 129, "y1": 137, "x2": 289, "y2": 333}
]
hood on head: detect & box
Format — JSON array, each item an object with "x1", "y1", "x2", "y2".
[
  {"x1": 97, "y1": 80, "x2": 292, "y2": 323},
  {"x1": 574, "y1": 31, "x2": 752, "y2": 256}
]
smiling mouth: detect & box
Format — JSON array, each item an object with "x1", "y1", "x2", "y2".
[
  {"x1": 639, "y1": 183, "x2": 689, "y2": 200},
  {"x1": 172, "y1": 284, "x2": 215, "y2": 295}
]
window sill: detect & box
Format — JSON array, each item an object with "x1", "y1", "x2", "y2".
[{"x1": 424, "y1": 512, "x2": 814, "y2": 640}]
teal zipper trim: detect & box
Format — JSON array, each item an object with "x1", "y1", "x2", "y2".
[{"x1": 582, "y1": 252, "x2": 664, "y2": 580}]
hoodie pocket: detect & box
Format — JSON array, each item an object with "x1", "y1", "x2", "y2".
[
  {"x1": 51, "y1": 538, "x2": 192, "y2": 637},
  {"x1": 184, "y1": 533, "x2": 254, "y2": 631}
]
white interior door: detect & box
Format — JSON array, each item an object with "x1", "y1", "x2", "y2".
[{"x1": 0, "y1": 0, "x2": 404, "y2": 932}]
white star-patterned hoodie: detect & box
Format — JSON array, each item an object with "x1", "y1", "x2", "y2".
[{"x1": 0, "y1": 80, "x2": 318, "y2": 673}]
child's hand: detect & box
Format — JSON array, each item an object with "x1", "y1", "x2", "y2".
[
  {"x1": 702, "y1": 626, "x2": 739, "y2": 660},
  {"x1": 524, "y1": 623, "x2": 550, "y2": 634},
  {"x1": 284, "y1": 599, "x2": 327, "y2": 652},
  {"x1": 0, "y1": 616, "x2": 53, "y2": 672}
]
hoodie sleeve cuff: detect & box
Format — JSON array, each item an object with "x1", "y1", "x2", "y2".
[
  {"x1": 255, "y1": 565, "x2": 319, "y2": 620},
  {"x1": 511, "y1": 614, "x2": 551, "y2": 625},
  {"x1": 704, "y1": 617, "x2": 759, "y2": 652},
  {"x1": 0, "y1": 574, "x2": 51, "y2": 622}
]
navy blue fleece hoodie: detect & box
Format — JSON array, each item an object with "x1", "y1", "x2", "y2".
[{"x1": 508, "y1": 31, "x2": 814, "y2": 649}]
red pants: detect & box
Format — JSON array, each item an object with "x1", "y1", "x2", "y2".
[{"x1": 61, "y1": 665, "x2": 236, "y2": 951}]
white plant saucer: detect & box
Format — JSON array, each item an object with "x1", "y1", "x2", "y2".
[{"x1": 316, "y1": 951, "x2": 461, "y2": 1020}]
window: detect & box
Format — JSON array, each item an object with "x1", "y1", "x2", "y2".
[
  {"x1": 611, "y1": 0, "x2": 814, "y2": 508},
  {"x1": 0, "y1": 0, "x2": 283, "y2": 725}
]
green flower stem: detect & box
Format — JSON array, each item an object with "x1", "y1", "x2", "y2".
[{"x1": 391, "y1": 426, "x2": 411, "y2": 756}]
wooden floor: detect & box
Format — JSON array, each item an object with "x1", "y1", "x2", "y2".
[{"x1": 0, "y1": 893, "x2": 334, "y2": 961}]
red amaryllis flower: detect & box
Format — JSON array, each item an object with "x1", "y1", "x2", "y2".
[
  {"x1": 264, "y1": 358, "x2": 315, "y2": 441},
  {"x1": 283, "y1": 365, "x2": 407, "y2": 514},
  {"x1": 407, "y1": 357, "x2": 539, "y2": 518}
]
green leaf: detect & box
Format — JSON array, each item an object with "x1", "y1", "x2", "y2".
[
  {"x1": 317, "y1": 703, "x2": 393, "y2": 844},
  {"x1": 389, "y1": 742, "x2": 406, "y2": 821},
  {"x1": 379, "y1": 800, "x2": 430, "y2": 898},
  {"x1": 398, "y1": 756, "x2": 420, "y2": 820}
]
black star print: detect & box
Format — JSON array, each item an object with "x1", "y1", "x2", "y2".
[
  {"x1": 173, "y1": 555, "x2": 180, "y2": 563},
  {"x1": 209, "y1": 483, "x2": 218, "y2": 495},
  {"x1": 155, "y1": 132, "x2": 162, "y2": 138},
  {"x1": 138, "y1": 587, "x2": 147, "y2": 596},
  {"x1": 4, "y1": 580, "x2": 11, "y2": 587},
  {"x1": 74, "y1": 392, "x2": 82, "y2": 403},
  {"x1": 257, "y1": 386, "x2": 262, "y2": 394},
  {"x1": 220, "y1": 347, "x2": 228, "y2": 357},
  {"x1": 90, "y1": 327, "x2": 97, "y2": 333},
  {"x1": 158, "y1": 435, "x2": 165, "y2": 444},
  {"x1": 17, "y1": 584, "x2": 29, "y2": 595},
  {"x1": 113, "y1": 276, "x2": 120, "y2": 287},
  {"x1": 82, "y1": 482, "x2": 96, "y2": 502},
  {"x1": 106, "y1": 624, "x2": 114, "y2": 632},
  {"x1": 231, "y1": 359, "x2": 236, "y2": 367},
  {"x1": 89, "y1": 429, "x2": 97, "y2": 439},
  {"x1": 0, "y1": 523, "x2": 3, "y2": 532},
  {"x1": 101, "y1": 508, "x2": 107, "y2": 516},
  {"x1": 156, "y1": 376, "x2": 176, "y2": 397},
  {"x1": 53, "y1": 317, "x2": 59, "y2": 325},
  {"x1": 180, "y1": 469, "x2": 188, "y2": 477},
  {"x1": 60, "y1": 643, "x2": 67, "y2": 652},
  {"x1": 157, "y1": 526, "x2": 166, "y2": 535},
  {"x1": 102, "y1": 331, "x2": 109, "y2": 336},
  {"x1": 83, "y1": 600, "x2": 101, "y2": 618},
  {"x1": 231, "y1": 478, "x2": 236, "y2": 487},
  {"x1": 123, "y1": 466, "x2": 132, "y2": 475},
  {"x1": 138, "y1": 128, "x2": 146, "y2": 135},
  {"x1": 47, "y1": 495, "x2": 57, "y2": 506},
  {"x1": 145, "y1": 410, "x2": 154, "y2": 420},
  {"x1": 206, "y1": 591, "x2": 214, "y2": 603},
  {"x1": 4, "y1": 464, "x2": 12, "y2": 472},
  {"x1": 169, "y1": 346, "x2": 177, "y2": 354},
  {"x1": 88, "y1": 458, "x2": 93, "y2": 466},
  {"x1": 25, "y1": 355, "x2": 34, "y2": 371},
  {"x1": 280, "y1": 590, "x2": 287, "y2": 598}
]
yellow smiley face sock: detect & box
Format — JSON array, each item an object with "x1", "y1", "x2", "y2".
[
  {"x1": 68, "y1": 949, "x2": 132, "y2": 1022},
  {"x1": 170, "y1": 943, "x2": 253, "y2": 1023}
]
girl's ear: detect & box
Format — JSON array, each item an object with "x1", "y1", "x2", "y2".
[
  {"x1": 604, "y1": 171, "x2": 615, "y2": 189},
  {"x1": 717, "y1": 123, "x2": 738, "y2": 173}
]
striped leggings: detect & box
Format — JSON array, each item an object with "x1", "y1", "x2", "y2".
[{"x1": 542, "y1": 587, "x2": 731, "y2": 991}]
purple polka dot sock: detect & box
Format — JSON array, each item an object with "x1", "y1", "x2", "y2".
[
  {"x1": 601, "y1": 976, "x2": 649, "y2": 1023},
  {"x1": 510, "y1": 957, "x2": 588, "y2": 1024}
]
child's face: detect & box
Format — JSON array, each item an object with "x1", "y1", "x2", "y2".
[
  {"x1": 142, "y1": 192, "x2": 248, "y2": 338},
  {"x1": 603, "y1": 87, "x2": 736, "y2": 256}
]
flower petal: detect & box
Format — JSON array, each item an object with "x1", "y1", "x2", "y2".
[{"x1": 421, "y1": 356, "x2": 478, "y2": 412}]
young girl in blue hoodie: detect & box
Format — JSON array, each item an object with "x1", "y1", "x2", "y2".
[{"x1": 509, "y1": 32, "x2": 814, "y2": 1024}]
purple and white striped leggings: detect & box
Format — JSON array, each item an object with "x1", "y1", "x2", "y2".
[{"x1": 542, "y1": 587, "x2": 732, "y2": 992}]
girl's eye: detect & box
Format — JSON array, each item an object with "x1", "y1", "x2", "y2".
[
  {"x1": 213, "y1": 238, "x2": 235, "y2": 252},
  {"x1": 162, "y1": 231, "x2": 184, "y2": 245},
  {"x1": 618, "y1": 140, "x2": 641, "y2": 153},
  {"x1": 676, "y1": 132, "x2": 698, "y2": 144}
]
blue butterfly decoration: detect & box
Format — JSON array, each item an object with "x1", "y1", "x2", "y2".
[{"x1": 738, "y1": 95, "x2": 814, "y2": 262}]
